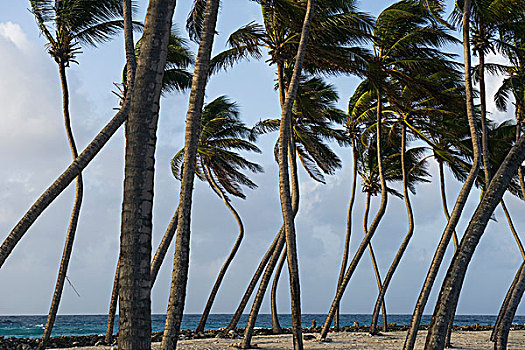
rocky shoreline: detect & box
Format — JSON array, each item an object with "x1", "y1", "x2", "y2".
[{"x1": 2, "y1": 324, "x2": 525, "y2": 349}]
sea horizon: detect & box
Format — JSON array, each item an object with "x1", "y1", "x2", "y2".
[{"x1": 2, "y1": 313, "x2": 525, "y2": 339}]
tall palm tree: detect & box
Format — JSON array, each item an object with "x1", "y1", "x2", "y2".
[
  {"x1": 118, "y1": 0, "x2": 178, "y2": 346},
  {"x1": 216, "y1": 0, "x2": 372, "y2": 333},
  {"x1": 403, "y1": 0, "x2": 484, "y2": 346},
  {"x1": 168, "y1": 96, "x2": 263, "y2": 333},
  {"x1": 268, "y1": 1, "x2": 314, "y2": 347},
  {"x1": 104, "y1": 29, "x2": 194, "y2": 344},
  {"x1": 253, "y1": 76, "x2": 348, "y2": 333},
  {"x1": 28, "y1": 1, "x2": 129, "y2": 347},
  {"x1": 161, "y1": 0, "x2": 221, "y2": 348},
  {"x1": 319, "y1": 0, "x2": 457, "y2": 339}
]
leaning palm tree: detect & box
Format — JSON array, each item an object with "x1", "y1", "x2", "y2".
[
  {"x1": 161, "y1": 0, "x2": 221, "y2": 348},
  {"x1": 252, "y1": 76, "x2": 349, "y2": 333},
  {"x1": 319, "y1": 0, "x2": 458, "y2": 339},
  {"x1": 28, "y1": 1, "x2": 130, "y2": 347},
  {"x1": 169, "y1": 96, "x2": 263, "y2": 333},
  {"x1": 104, "y1": 29, "x2": 194, "y2": 344},
  {"x1": 214, "y1": 0, "x2": 372, "y2": 334}
]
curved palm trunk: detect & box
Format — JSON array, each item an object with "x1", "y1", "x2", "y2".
[
  {"x1": 269, "y1": 62, "x2": 290, "y2": 335},
  {"x1": 516, "y1": 112, "x2": 525, "y2": 200},
  {"x1": 119, "y1": 0, "x2": 176, "y2": 347},
  {"x1": 363, "y1": 193, "x2": 387, "y2": 332},
  {"x1": 318, "y1": 91, "x2": 388, "y2": 340},
  {"x1": 39, "y1": 62, "x2": 84, "y2": 350},
  {"x1": 276, "y1": 2, "x2": 315, "y2": 346},
  {"x1": 105, "y1": 258, "x2": 119, "y2": 344},
  {"x1": 424, "y1": 134, "x2": 525, "y2": 349},
  {"x1": 493, "y1": 262, "x2": 525, "y2": 350},
  {"x1": 241, "y1": 140, "x2": 300, "y2": 348},
  {"x1": 224, "y1": 55, "x2": 292, "y2": 339},
  {"x1": 403, "y1": 1, "x2": 481, "y2": 347},
  {"x1": 151, "y1": 210, "x2": 179, "y2": 286},
  {"x1": 489, "y1": 199, "x2": 525, "y2": 341},
  {"x1": 271, "y1": 249, "x2": 286, "y2": 333},
  {"x1": 334, "y1": 139, "x2": 358, "y2": 330},
  {"x1": 438, "y1": 161, "x2": 459, "y2": 347},
  {"x1": 438, "y1": 162, "x2": 459, "y2": 250},
  {"x1": 491, "y1": 262, "x2": 525, "y2": 342},
  {"x1": 196, "y1": 168, "x2": 246, "y2": 333},
  {"x1": 161, "y1": 1, "x2": 219, "y2": 348},
  {"x1": 106, "y1": 209, "x2": 179, "y2": 343},
  {"x1": 501, "y1": 199, "x2": 525, "y2": 260},
  {"x1": 224, "y1": 229, "x2": 281, "y2": 332},
  {"x1": 369, "y1": 125, "x2": 414, "y2": 335},
  {"x1": 478, "y1": 40, "x2": 491, "y2": 185}
]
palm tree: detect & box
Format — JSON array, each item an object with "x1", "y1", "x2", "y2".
[
  {"x1": 403, "y1": 0, "x2": 485, "y2": 346},
  {"x1": 267, "y1": 2, "x2": 314, "y2": 347},
  {"x1": 252, "y1": 76, "x2": 348, "y2": 333},
  {"x1": 168, "y1": 96, "x2": 263, "y2": 333},
  {"x1": 117, "y1": 0, "x2": 179, "y2": 346},
  {"x1": 104, "y1": 29, "x2": 194, "y2": 344},
  {"x1": 161, "y1": 0, "x2": 221, "y2": 348},
  {"x1": 319, "y1": 0, "x2": 458, "y2": 339},
  {"x1": 28, "y1": 1, "x2": 129, "y2": 347},
  {"x1": 215, "y1": 0, "x2": 372, "y2": 333}
]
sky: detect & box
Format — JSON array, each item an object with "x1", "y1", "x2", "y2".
[{"x1": 1, "y1": 0, "x2": 525, "y2": 319}]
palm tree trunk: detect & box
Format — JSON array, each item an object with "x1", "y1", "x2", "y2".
[
  {"x1": 105, "y1": 258, "x2": 119, "y2": 344},
  {"x1": 119, "y1": 0, "x2": 176, "y2": 347},
  {"x1": 196, "y1": 168, "x2": 246, "y2": 333},
  {"x1": 516, "y1": 112, "x2": 525, "y2": 200},
  {"x1": 334, "y1": 139, "x2": 358, "y2": 330},
  {"x1": 478, "y1": 43, "x2": 491, "y2": 185},
  {"x1": 489, "y1": 199, "x2": 525, "y2": 341},
  {"x1": 151, "y1": 209, "x2": 179, "y2": 286},
  {"x1": 501, "y1": 199, "x2": 525, "y2": 259},
  {"x1": 275, "y1": 1, "x2": 315, "y2": 344},
  {"x1": 161, "y1": 1, "x2": 219, "y2": 348},
  {"x1": 491, "y1": 262, "x2": 525, "y2": 342},
  {"x1": 271, "y1": 249, "x2": 286, "y2": 334},
  {"x1": 403, "y1": 1, "x2": 481, "y2": 347},
  {"x1": 493, "y1": 262, "x2": 525, "y2": 350},
  {"x1": 369, "y1": 124, "x2": 414, "y2": 335},
  {"x1": 438, "y1": 161, "x2": 459, "y2": 347},
  {"x1": 438, "y1": 161, "x2": 459, "y2": 250},
  {"x1": 240, "y1": 139, "x2": 300, "y2": 348},
  {"x1": 39, "y1": 61, "x2": 84, "y2": 350},
  {"x1": 424, "y1": 135, "x2": 525, "y2": 349},
  {"x1": 363, "y1": 193, "x2": 387, "y2": 332},
  {"x1": 224, "y1": 229, "x2": 280, "y2": 332},
  {"x1": 318, "y1": 91, "x2": 388, "y2": 341}
]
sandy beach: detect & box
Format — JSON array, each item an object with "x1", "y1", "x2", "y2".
[{"x1": 47, "y1": 330, "x2": 525, "y2": 349}]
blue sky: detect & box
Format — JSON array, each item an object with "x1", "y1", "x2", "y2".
[{"x1": 1, "y1": 0, "x2": 524, "y2": 320}]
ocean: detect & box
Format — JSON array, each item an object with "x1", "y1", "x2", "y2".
[{"x1": 2, "y1": 314, "x2": 525, "y2": 338}]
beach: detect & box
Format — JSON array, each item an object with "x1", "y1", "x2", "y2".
[{"x1": 45, "y1": 330, "x2": 525, "y2": 349}]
